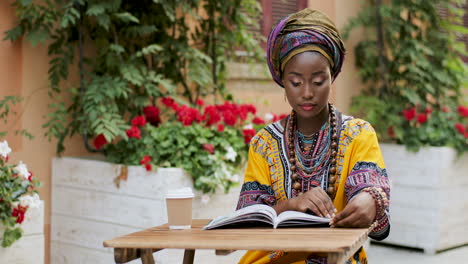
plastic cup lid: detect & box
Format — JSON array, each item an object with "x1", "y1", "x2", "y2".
[{"x1": 166, "y1": 187, "x2": 194, "y2": 199}]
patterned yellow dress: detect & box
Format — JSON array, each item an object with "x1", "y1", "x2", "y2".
[{"x1": 236, "y1": 112, "x2": 390, "y2": 264}]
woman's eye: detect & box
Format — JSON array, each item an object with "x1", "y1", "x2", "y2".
[
  {"x1": 314, "y1": 81, "x2": 324, "y2": 86},
  {"x1": 291, "y1": 81, "x2": 301, "y2": 87}
]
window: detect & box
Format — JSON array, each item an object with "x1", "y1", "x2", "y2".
[{"x1": 257, "y1": 0, "x2": 308, "y2": 49}]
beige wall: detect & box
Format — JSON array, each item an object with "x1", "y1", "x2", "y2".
[
  {"x1": 307, "y1": 0, "x2": 366, "y2": 112},
  {"x1": 0, "y1": 2, "x2": 88, "y2": 264}
]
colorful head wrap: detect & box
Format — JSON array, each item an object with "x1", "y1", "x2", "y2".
[{"x1": 267, "y1": 8, "x2": 346, "y2": 87}]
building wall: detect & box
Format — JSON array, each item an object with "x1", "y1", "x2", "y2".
[
  {"x1": 307, "y1": 0, "x2": 367, "y2": 111},
  {"x1": 0, "y1": 1, "x2": 366, "y2": 263},
  {"x1": 0, "y1": 2, "x2": 89, "y2": 264}
]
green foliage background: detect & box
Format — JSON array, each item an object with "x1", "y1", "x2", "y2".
[
  {"x1": 343, "y1": 0, "x2": 468, "y2": 152},
  {"x1": 4, "y1": 0, "x2": 263, "y2": 154}
]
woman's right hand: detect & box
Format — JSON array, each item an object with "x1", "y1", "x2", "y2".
[{"x1": 288, "y1": 187, "x2": 336, "y2": 218}]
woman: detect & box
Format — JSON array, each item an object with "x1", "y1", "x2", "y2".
[{"x1": 236, "y1": 8, "x2": 390, "y2": 264}]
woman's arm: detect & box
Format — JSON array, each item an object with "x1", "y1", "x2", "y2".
[{"x1": 330, "y1": 121, "x2": 390, "y2": 239}]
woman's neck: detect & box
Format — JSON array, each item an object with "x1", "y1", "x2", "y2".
[{"x1": 296, "y1": 106, "x2": 329, "y2": 135}]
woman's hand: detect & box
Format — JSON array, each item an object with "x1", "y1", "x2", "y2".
[
  {"x1": 286, "y1": 187, "x2": 336, "y2": 218},
  {"x1": 330, "y1": 191, "x2": 376, "y2": 228}
]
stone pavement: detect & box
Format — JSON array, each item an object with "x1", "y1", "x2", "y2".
[{"x1": 367, "y1": 242, "x2": 468, "y2": 264}]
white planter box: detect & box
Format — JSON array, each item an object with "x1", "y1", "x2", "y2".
[
  {"x1": 377, "y1": 143, "x2": 468, "y2": 253},
  {"x1": 51, "y1": 157, "x2": 244, "y2": 264},
  {"x1": 0, "y1": 200, "x2": 44, "y2": 264}
]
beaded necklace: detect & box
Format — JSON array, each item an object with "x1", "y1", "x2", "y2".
[{"x1": 286, "y1": 103, "x2": 339, "y2": 199}]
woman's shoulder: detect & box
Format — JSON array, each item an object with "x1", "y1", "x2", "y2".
[
  {"x1": 249, "y1": 121, "x2": 284, "y2": 152},
  {"x1": 341, "y1": 114, "x2": 377, "y2": 138}
]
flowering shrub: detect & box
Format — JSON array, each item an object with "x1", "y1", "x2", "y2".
[
  {"x1": 93, "y1": 98, "x2": 284, "y2": 194},
  {"x1": 345, "y1": 0, "x2": 468, "y2": 153},
  {"x1": 0, "y1": 140, "x2": 41, "y2": 248},
  {"x1": 351, "y1": 96, "x2": 468, "y2": 153}
]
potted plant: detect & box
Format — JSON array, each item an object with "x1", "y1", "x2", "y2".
[
  {"x1": 0, "y1": 96, "x2": 44, "y2": 263},
  {"x1": 0, "y1": 139, "x2": 43, "y2": 262},
  {"x1": 4, "y1": 0, "x2": 265, "y2": 262},
  {"x1": 344, "y1": 0, "x2": 468, "y2": 253}
]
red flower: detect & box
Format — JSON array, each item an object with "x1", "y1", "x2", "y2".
[
  {"x1": 131, "y1": 115, "x2": 147, "y2": 127},
  {"x1": 93, "y1": 134, "x2": 108, "y2": 150},
  {"x1": 403, "y1": 107, "x2": 416, "y2": 121},
  {"x1": 143, "y1": 106, "x2": 161, "y2": 126},
  {"x1": 217, "y1": 123, "x2": 225, "y2": 132},
  {"x1": 425, "y1": 108, "x2": 432, "y2": 115},
  {"x1": 387, "y1": 126, "x2": 395, "y2": 138},
  {"x1": 242, "y1": 128, "x2": 256, "y2": 144},
  {"x1": 161, "y1": 97, "x2": 181, "y2": 111},
  {"x1": 203, "y1": 143, "x2": 215, "y2": 154},
  {"x1": 171, "y1": 103, "x2": 180, "y2": 112},
  {"x1": 442, "y1": 106, "x2": 449, "y2": 113},
  {"x1": 144, "y1": 163, "x2": 152, "y2": 171},
  {"x1": 12, "y1": 205, "x2": 27, "y2": 224},
  {"x1": 177, "y1": 105, "x2": 201, "y2": 126},
  {"x1": 140, "y1": 155, "x2": 152, "y2": 165},
  {"x1": 253, "y1": 117, "x2": 266, "y2": 125},
  {"x1": 161, "y1": 97, "x2": 175, "y2": 108},
  {"x1": 196, "y1": 99, "x2": 205, "y2": 106},
  {"x1": 238, "y1": 106, "x2": 249, "y2": 121},
  {"x1": 223, "y1": 111, "x2": 237, "y2": 126},
  {"x1": 457, "y1": 106, "x2": 468, "y2": 117},
  {"x1": 416, "y1": 113, "x2": 427, "y2": 124},
  {"x1": 465, "y1": 132, "x2": 468, "y2": 139},
  {"x1": 126, "y1": 126, "x2": 141, "y2": 139},
  {"x1": 203, "y1": 105, "x2": 221, "y2": 125},
  {"x1": 455, "y1": 123, "x2": 465, "y2": 134},
  {"x1": 241, "y1": 104, "x2": 257, "y2": 115},
  {"x1": 28, "y1": 171, "x2": 33, "y2": 182}
]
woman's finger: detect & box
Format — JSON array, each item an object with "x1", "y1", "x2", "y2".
[
  {"x1": 332, "y1": 210, "x2": 361, "y2": 227},
  {"x1": 330, "y1": 203, "x2": 353, "y2": 226},
  {"x1": 308, "y1": 196, "x2": 328, "y2": 217},
  {"x1": 315, "y1": 188, "x2": 336, "y2": 218}
]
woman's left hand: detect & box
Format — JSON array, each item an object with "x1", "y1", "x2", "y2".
[{"x1": 330, "y1": 191, "x2": 376, "y2": 228}]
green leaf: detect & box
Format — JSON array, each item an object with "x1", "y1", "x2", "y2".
[
  {"x1": 2, "y1": 227, "x2": 23, "y2": 248},
  {"x1": 86, "y1": 5, "x2": 106, "y2": 16},
  {"x1": 19, "y1": 0, "x2": 33, "y2": 6},
  {"x1": 26, "y1": 28, "x2": 49, "y2": 47},
  {"x1": 109, "y1": 44, "x2": 125, "y2": 54},
  {"x1": 114, "y1": 12, "x2": 140, "y2": 24},
  {"x1": 137, "y1": 44, "x2": 163, "y2": 57}
]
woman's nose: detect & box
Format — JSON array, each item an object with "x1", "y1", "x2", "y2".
[{"x1": 302, "y1": 83, "x2": 314, "y2": 99}]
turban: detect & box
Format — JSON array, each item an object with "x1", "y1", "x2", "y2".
[{"x1": 266, "y1": 8, "x2": 346, "y2": 87}]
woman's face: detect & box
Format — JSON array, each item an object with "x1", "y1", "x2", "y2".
[{"x1": 282, "y1": 51, "x2": 332, "y2": 120}]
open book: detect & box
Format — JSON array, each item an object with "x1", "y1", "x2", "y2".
[{"x1": 203, "y1": 204, "x2": 330, "y2": 230}]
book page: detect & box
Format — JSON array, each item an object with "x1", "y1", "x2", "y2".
[
  {"x1": 275, "y1": 210, "x2": 330, "y2": 228},
  {"x1": 203, "y1": 204, "x2": 277, "y2": 229}
]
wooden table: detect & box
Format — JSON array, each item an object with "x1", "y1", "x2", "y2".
[{"x1": 103, "y1": 219, "x2": 372, "y2": 264}]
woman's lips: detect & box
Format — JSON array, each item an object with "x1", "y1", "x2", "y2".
[{"x1": 300, "y1": 104, "x2": 315, "y2": 111}]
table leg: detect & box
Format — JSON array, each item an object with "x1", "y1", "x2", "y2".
[
  {"x1": 215, "y1": 249, "x2": 236, "y2": 256},
  {"x1": 140, "y1": 249, "x2": 155, "y2": 264},
  {"x1": 182, "y1": 249, "x2": 195, "y2": 264}
]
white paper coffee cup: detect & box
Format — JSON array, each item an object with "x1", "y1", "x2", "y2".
[{"x1": 165, "y1": 187, "x2": 194, "y2": 230}]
